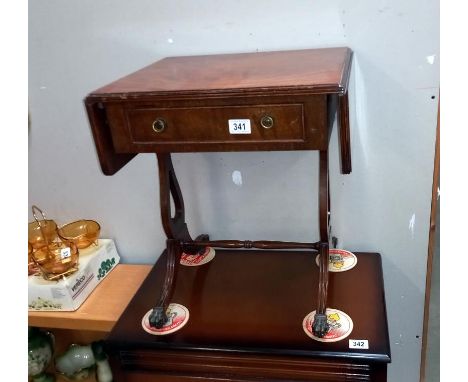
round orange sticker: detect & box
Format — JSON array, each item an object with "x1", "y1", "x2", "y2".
[
  {"x1": 142, "y1": 303, "x2": 189, "y2": 335},
  {"x1": 303, "y1": 308, "x2": 353, "y2": 342}
]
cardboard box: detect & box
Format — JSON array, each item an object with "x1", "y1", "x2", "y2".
[{"x1": 28, "y1": 239, "x2": 120, "y2": 311}]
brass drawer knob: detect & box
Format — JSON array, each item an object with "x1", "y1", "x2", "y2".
[
  {"x1": 260, "y1": 115, "x2": 274, "y2": 129},
  {"x1": 152, "y1": 118, "x2": 167, "y2": 133}
]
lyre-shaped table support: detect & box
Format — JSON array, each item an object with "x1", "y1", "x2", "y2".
[
  {"x1": 148, "y1": 153, "x2": 208, "y2": 328},
  {"x1": 149, "y1": 150, "x2": 332, "y2": 337}
]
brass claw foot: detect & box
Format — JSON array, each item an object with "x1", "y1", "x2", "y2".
[
  {"x1": 148, "y1": 307, "x2": 168, "y2": 329},
  {"x1": 312, "y1": 313, "x2": 329, "y2": 338}
]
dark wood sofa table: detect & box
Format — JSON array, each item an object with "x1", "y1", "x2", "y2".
[
  {"x1": 84, "y1": 47, "x2": 391, "y2": 380},
  {"x1": 107, "y1": 250, "x2": 390, "y2": 381}
]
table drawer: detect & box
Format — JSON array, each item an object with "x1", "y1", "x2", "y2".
[
  {"x1": 128, "y1": 103, "x2": 303, "y2": 143},
  {"x1": 105, "y1": 96, "x2": 327, "y2": 153}
]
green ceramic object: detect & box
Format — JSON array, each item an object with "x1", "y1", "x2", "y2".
[
  {"x1": 55, "y1": 340, "x2": 112, "y2": 382},
  {"x1": 28, "y1": 327, "x2": 55, "y2": 382}
]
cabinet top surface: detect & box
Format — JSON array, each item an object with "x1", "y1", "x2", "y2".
[
  {"x1": 89, "y1": 47, "x2": 352, "y2": 98},
  {"x1": 108, "y1": 250, "x2": 390, "y2": 363}
]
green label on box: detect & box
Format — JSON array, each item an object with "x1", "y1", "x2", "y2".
[{"x1": 97, "y1": 257, "x2": 116, "y2": 280}]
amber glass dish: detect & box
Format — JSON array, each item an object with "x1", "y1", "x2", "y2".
[
  {"x1": 32, "y1": 241, "x2": 79, "y2": 280},
  {"x1": 57, "y1": 220, "x2": 101, "y2": 249},
  {"x1": 28, "y1": 242, "x2": 39, "y2": 275},
  {"x1": 28, "y1": 219, "x2": 58, "y2": 249}
]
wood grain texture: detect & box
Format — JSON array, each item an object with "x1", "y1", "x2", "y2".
[
  {"x1": 28, "y1": 264, "x2": 151, "y2": 331},
  {"x1": 88, "y1": 48, "x2": 352, "y2": 98}
]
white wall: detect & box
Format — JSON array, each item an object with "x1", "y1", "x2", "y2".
[{"x1": 28, "y1": 1, "x2": 439, "y2": 381}]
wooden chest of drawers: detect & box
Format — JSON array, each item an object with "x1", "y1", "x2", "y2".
[{"x1": 106, "y1": 251, "x2": 391, "y2": 381}]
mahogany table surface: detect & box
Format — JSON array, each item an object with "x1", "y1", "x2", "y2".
[
  {"x1": 88, "y1": 47, "x2": 352, "y2": 97},
  {"x1": 107, "y1": 250, "x2": 390, "y2": 364}
]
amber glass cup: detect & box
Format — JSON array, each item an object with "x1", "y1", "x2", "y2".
[
  {"x1": 28, "y1": 219, "x2": 58, "y2": 250},
  {"x1": 57, "y1": 220, "x2": 100, "y2": 249},
  {"x1": 32, "y1": 241, "x2": 79, "y2": 280}
]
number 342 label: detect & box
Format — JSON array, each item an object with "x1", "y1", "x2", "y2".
[
  {"x1": 229, "y1": 119, "x2": 251, "y2": 134},
  {"x1": 349, "y1": 339, "x2": 369, "y2": 349}
]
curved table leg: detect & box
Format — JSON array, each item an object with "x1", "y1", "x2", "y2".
[
  {"x1": 312, "y1": 150, "x2": 330, "y2": 338},
  {"x1": 312, "y1": 242, "x2": 330, "y2": 337},
  {"x1": 149, "y1": 239, "x2": 181, "y2": 328},
  {"x1": 150, "y1": 154, "x2": 210, "y2": 329}
]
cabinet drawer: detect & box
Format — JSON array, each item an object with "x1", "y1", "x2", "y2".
[
  {"x1": 114, "y1": 349, "x2": 375, "y2": 381},
  {"x1": 105, "y1": 96, "x2": 327, "y2": 153}
]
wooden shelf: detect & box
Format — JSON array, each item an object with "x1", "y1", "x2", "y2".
[{"x1": 28, "y1": 264, "x2": 152, "y2": 332}]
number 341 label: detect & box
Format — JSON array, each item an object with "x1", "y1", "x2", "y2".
[
  {"x1": 228, "y1": 119, "x2": 251, "y2": 134},
  {"x1": 349, "y1": 339, "x2": 369, "y2": 349}
]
